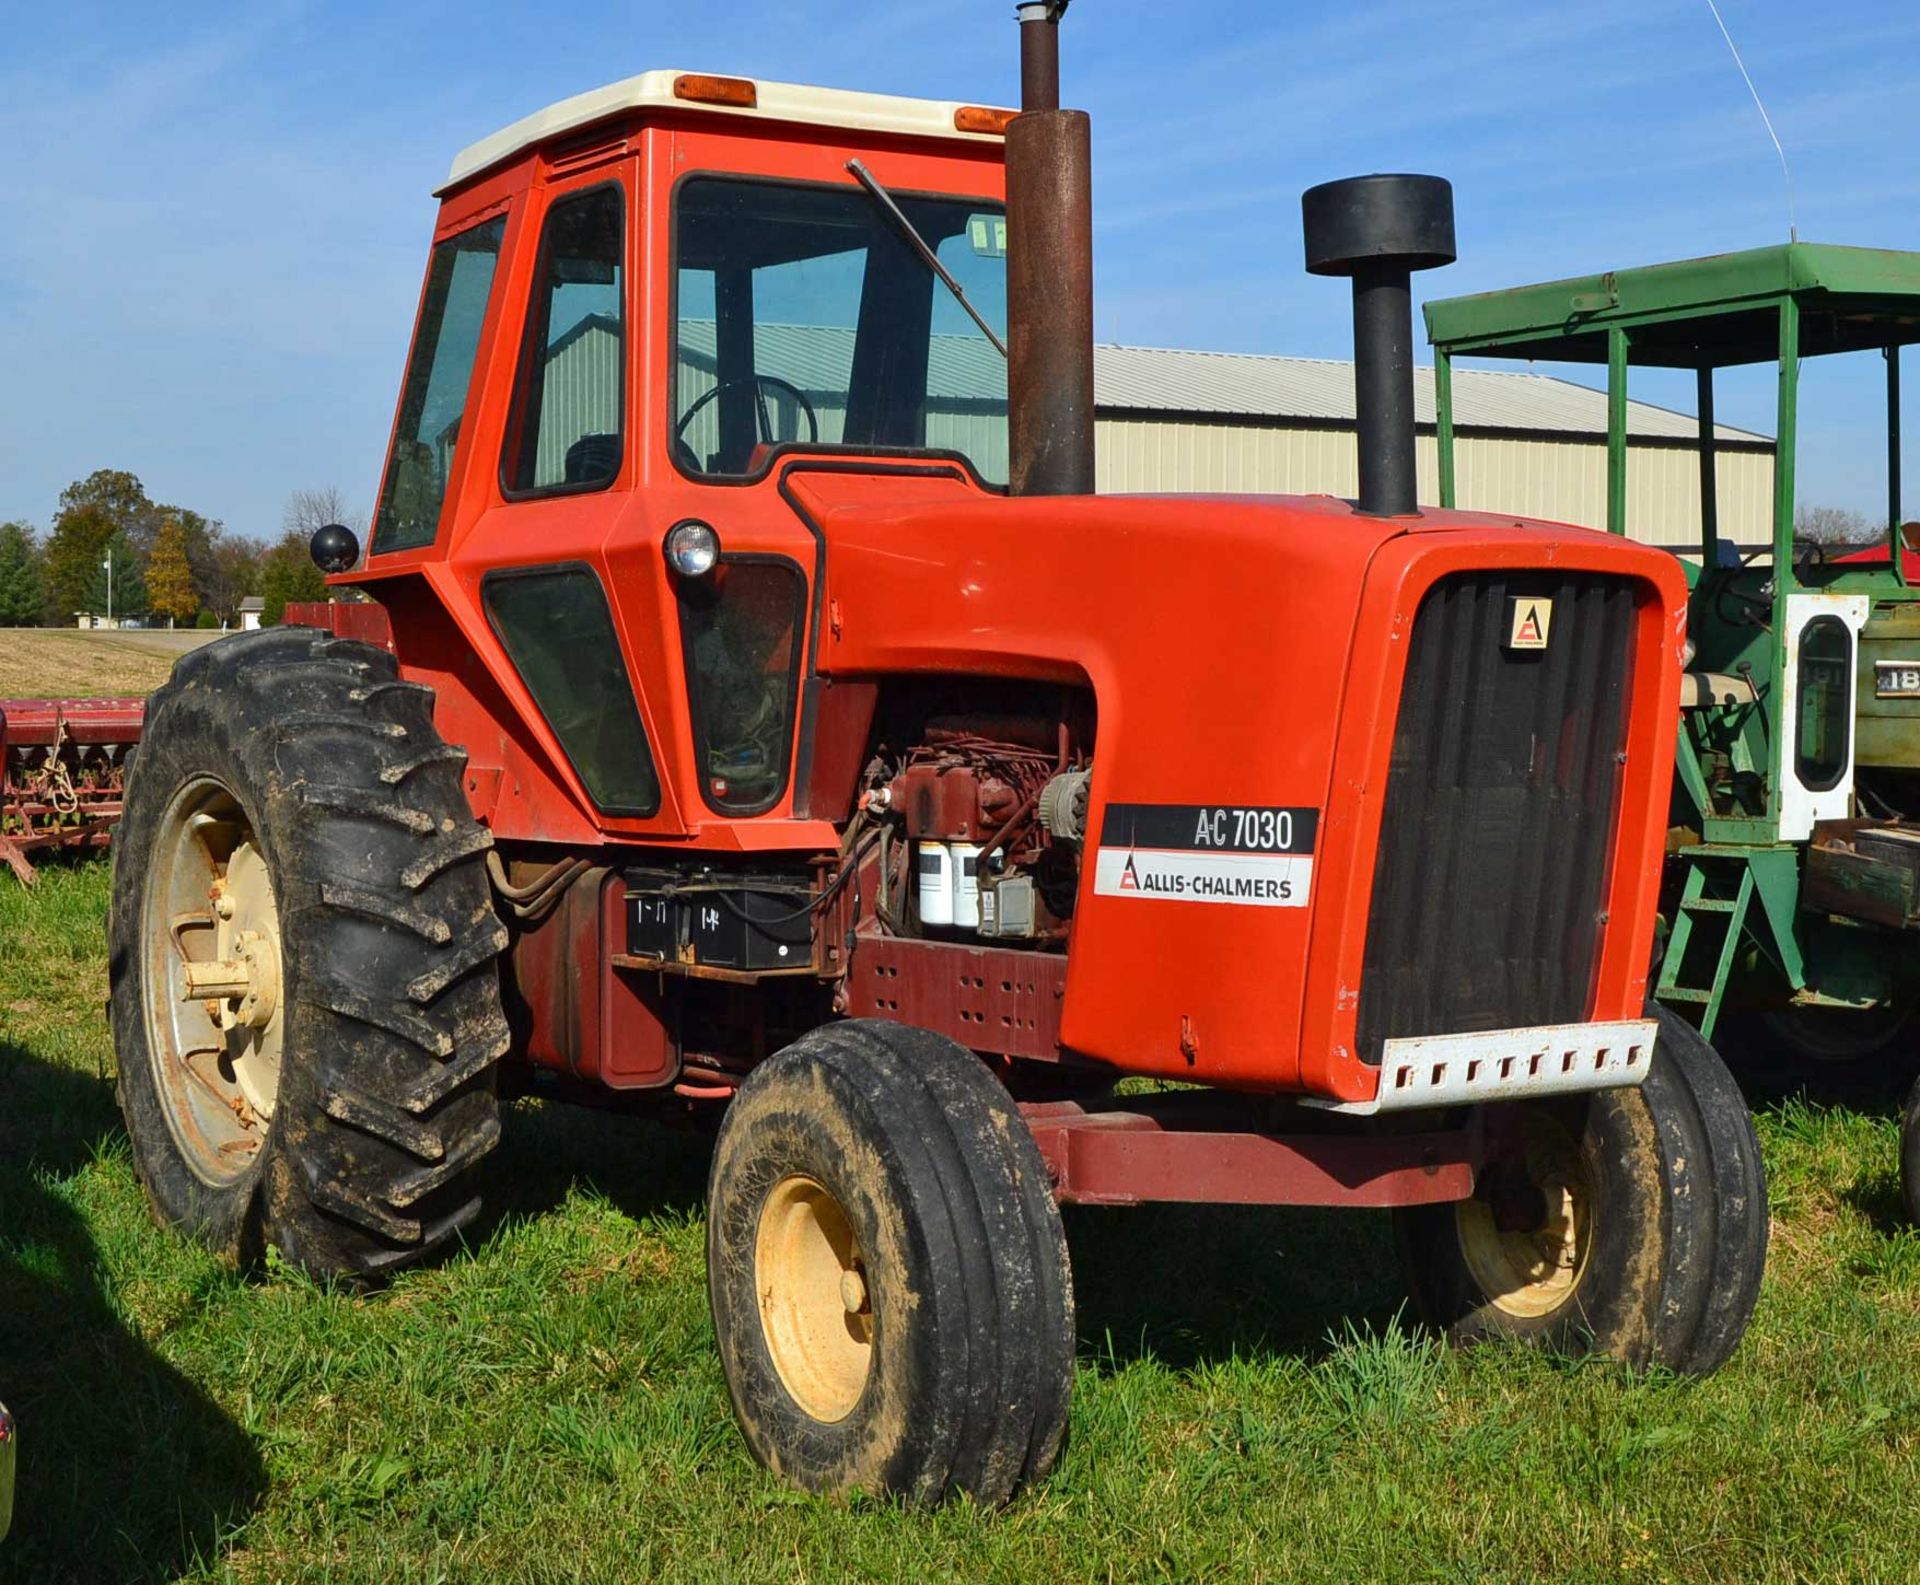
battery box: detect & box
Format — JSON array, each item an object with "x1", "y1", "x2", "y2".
[{"x1": 624, "y1": 869, "x2": 815, "y2": 972}]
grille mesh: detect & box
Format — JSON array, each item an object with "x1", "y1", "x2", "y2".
[{"x1": 1354, "y1": 571, "x2": 1637, "y2": 1063}]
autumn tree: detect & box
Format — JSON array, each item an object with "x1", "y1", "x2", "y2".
[
  {"x1": 0, "y1": 521, "x2": 47, "y2": 626},
  {"x1": 258, "y1": 531, "x2": 328, "y2": 625},
  {"x1": 147, "y1": 514, "x2": 200, "y2": 626}
]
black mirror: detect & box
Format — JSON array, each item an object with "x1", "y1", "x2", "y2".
[{"x1": 310, "y1": 523, "x2": 360, "y2": 574}]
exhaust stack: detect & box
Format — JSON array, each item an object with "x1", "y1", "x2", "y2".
[
  {"x1": 1301, "y1": 174, "x2": 1455, "y2": 517},
  {"x1": 1006, "y1": 1, "x2": 1095, "y2": 496}
]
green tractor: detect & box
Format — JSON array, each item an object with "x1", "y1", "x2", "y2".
[{"x1": 1426, "y1": 244, "x2": 1920, "y2": 1093}]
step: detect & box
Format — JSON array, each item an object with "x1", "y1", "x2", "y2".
[
  {"x1": 1657, "y1": 987, "x2": 1715, "y2": 1004},
  {"x1": 1681, "y1": 897, "x2": 1740, "y2": 914}
]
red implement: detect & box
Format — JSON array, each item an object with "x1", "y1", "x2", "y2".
[{"x1": 0, "y1": 697, "x2": 144, "y2": 884}]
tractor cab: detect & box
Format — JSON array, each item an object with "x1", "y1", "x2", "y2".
[
  {"x1": 346, "y1": 72, "x2": 1018, "y2": 849},
  {"x1": 1428, "y1": 244, "x2": 1920, "y2": 1051}
]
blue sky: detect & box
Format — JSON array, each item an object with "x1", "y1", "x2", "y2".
[{"x1": 3, "y1": 0, "x2": 1918, "y2": 538}]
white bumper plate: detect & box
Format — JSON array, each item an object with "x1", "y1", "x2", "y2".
[{"x1": 1317, "y1": 1019, "x2": 1658, "y2": 1116}]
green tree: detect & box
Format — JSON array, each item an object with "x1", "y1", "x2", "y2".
[
  {"x1": 58, "y1": 469, "x2": 164, "y2": 559},
  {"x1": 0, "y1": 521, "x2": 47, "y2": 626},
  {"x1": 84, "y1": 531, "x2": 148, "y2": 622},
  {"x1": 146, "y1": 515, "x2": 199, "y2": 626},
  {"x1": 258, "y1": 532, "x2": 328, "y2": 626},
  {"x1": 44, "y1": 502, "x2": 116, "y2": 619}
]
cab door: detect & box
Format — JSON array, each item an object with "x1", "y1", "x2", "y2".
[{"x1": 1779, "y1": 592, "x2": 1869, "y2": 839}]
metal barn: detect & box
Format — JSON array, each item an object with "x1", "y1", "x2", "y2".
[{"x1": 541, "y1": 318, "x2": 1773, "y2": 547}]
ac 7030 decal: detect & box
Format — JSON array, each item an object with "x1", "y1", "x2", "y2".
[{"x1": 1094, "y1": 803, "x2": 1317, "y2": 908}]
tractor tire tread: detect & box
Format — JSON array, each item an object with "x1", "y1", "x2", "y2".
[
  {"x1": 297, "y1": 783, "x2": 439, "y2": 834},
  {"x1": 402, "y1": 827, "x2": 496, "y2": 891},
  {"x1": 1646, "y1": 1007, "x2": 1769, "y2": 1376},
  {"x1": 322, "y1": 1081, "x2": 451, "y2": 1160},
  {"x1": 707, "y1": 1019, "x2": 1073, "y2": 1508},
  {"x1": 109, "y1": 627, "x2": 505, "y2": 1288},
  {"x1": 380, "y1": 744, "x2": 470, "y2": 785},
  {"x1": 406, "y1": 919, "x2": 512, "y2": 1004},
  {"x1": 315, "y1": 885, "x2": 452, "y2": 944}
]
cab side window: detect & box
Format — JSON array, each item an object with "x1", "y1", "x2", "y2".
[
  {"x1": 484, "y1": 566, "x2": 660, "y2": 815},
  {"x1": 1795, "y1": 615, "x2": 1852, "y2": 791},
  {"x1": 370, "y1": 215, "x2": 506, "y2": 554},
  {"x1": 502, "y1": 184, "x2": 627, "y2": 495}
]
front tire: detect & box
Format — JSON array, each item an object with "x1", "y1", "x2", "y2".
[
  {"x1": 110, "y1": 628, "x2": 508, "y2": 1282},
  {"x1": 1395, "y1": 1008, "x2": 1767, "y2": 1375},
  {"x1": 706, "y1": 1020, "x2": 1074, "y2": 1507}
]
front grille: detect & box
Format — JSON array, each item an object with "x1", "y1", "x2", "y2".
[{"x1": 1354, "y1": 571, "x2": 1637, "y2": 1063}]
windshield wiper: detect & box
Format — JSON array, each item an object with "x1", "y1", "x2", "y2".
[{"x1": 846, "y1": 159, "x2": 1008, "y2": 359}]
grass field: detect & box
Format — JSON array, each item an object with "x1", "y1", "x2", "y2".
[
  {"x1": 4, "y1": 861, "x2": 1920, "y2": 1582},
  {"x1": 0, "y1": 630, "x2": 217, "y2": 699}
]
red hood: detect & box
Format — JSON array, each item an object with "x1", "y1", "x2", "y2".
[{"x1": 1834, "y1": 542, "x2": 1920, "y2": 577}]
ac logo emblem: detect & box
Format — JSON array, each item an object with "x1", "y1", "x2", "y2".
[{"x1": 1505, "y1": 596, "x2": 1552, "y2": 651}]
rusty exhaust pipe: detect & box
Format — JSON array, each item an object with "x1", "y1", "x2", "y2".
[
  {"x1": 1301, "y1": 174, "x2": 1455, "y2": 517},
  {"x1": 1006, "y1": 0, "x2": 1095, "y2": 496}
]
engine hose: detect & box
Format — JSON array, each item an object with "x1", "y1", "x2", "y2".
[{"x1": 486, "y1": 852, "x2": 592, "y2": 921}]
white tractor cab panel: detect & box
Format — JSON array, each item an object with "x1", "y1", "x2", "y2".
[{"x1": 1778, "y1": 592, "x2": 1870, "y2": 841}]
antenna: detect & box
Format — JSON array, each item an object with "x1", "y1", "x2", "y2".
[{"x1": 1703, "y1": 0, "x2": 1797, "y2": 240}]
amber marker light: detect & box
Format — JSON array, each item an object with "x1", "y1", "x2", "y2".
[
  {"x1": 673, "y1": 74, "x2": 758, "y2": 108},
  {"x1": 954, "y1": 105, "x2": 1017, "y2": 135}
]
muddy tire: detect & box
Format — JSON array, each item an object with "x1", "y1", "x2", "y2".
[
  {"x1": 1394, "y1": 1007, "x2": 1766, "y2": 1375},
  {"x1": 110, "y1": 627, "x2": 507, "y2": 1284},
  {"x1": 706, "y1": 1020, "x2": 1074, "y2": 1507}
]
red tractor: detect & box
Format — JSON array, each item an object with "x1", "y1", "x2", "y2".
[{"x1": 110, "y1": 7, "x2": 1766, "y2": 1505}]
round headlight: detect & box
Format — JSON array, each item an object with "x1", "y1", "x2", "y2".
[{"x1": 664, "y1": 520, "x2": 720, "y2": 578}]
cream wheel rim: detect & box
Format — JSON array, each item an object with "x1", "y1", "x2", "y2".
[
  {"x1": 1456, "y1": 1110, "x2": 1594, "y2": 1320},
  {"x1": 755, "y1": 1175, "x2": 873, "y2": 1422},
  {"x1": 141, "y1": 777, "x2": 287, "y2": 1187}
]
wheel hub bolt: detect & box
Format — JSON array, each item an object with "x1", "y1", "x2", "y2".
[{"x1": 840, "y1": 1268, "x2": 869, "y2": 1315}]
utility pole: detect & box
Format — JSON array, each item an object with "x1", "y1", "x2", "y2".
[{"x1": 103, "y1": 547, "x2": 114, "y2": 628}]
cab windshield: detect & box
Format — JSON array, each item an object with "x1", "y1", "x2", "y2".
[{"x1": 672, "y1": 177, "x2": 1008, "y2": 484}]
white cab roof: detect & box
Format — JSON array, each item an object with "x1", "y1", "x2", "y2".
[{"x1": 441, "y1": 69, "x2": 1009, "y2": 193}]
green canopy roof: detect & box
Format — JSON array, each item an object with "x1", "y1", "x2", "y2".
[{"x1": 1424, "y1": 242, "x2": 1920, "y2": 369}]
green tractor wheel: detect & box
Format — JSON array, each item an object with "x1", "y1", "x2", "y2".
[{"x1": 1757, "y1": 1005, "x2": 1913, "y2": 1069}]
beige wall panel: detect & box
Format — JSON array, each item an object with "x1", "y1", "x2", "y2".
[{"x1": 1095, "y1": 417, "x2": 1771, "y2": 549}]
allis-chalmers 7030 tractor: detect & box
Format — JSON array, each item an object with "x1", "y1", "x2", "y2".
[{"x1": 110, "y1": 7, "x2": 1766, "y2": 1505}]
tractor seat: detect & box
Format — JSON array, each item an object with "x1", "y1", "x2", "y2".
[{"x1": 564, "y1": 433, "x2": 622, "y2": 485}]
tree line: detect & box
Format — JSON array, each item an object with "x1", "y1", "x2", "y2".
[{"x1": 0, "y1": 472, "x2": 360, "y2": 629}]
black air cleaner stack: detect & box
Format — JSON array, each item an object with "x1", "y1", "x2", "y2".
[
  {"x1": 1302, "y1": 175, "x2": 1455, "y2": 517},
  {"x1": 1006, "y1": 0, "x2": 1095, "y2": 496}
]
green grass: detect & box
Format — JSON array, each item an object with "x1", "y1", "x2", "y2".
[{"x1": 5, "y1": 861, "x2": 1920, "y2": 1582}]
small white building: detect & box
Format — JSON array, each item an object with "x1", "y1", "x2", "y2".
[{"x1": 239, "y1": 596, "x2": 265, "y2": 632}]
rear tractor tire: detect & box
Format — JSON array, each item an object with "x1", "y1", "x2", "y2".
[
  {"x1": 110, "y1": 628, "x2": 508, "y2": 1284},
  {"x1": 1395, "y1": 1007, "x2": 1767, "y2": 1375},
  {"x1": 706, "y1": 1020, "x2": 1075, "y2": 1507}
]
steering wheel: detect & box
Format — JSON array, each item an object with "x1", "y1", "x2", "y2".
[{"x1": 675, "y1": 375, "x2": 820, "y2": 470}]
